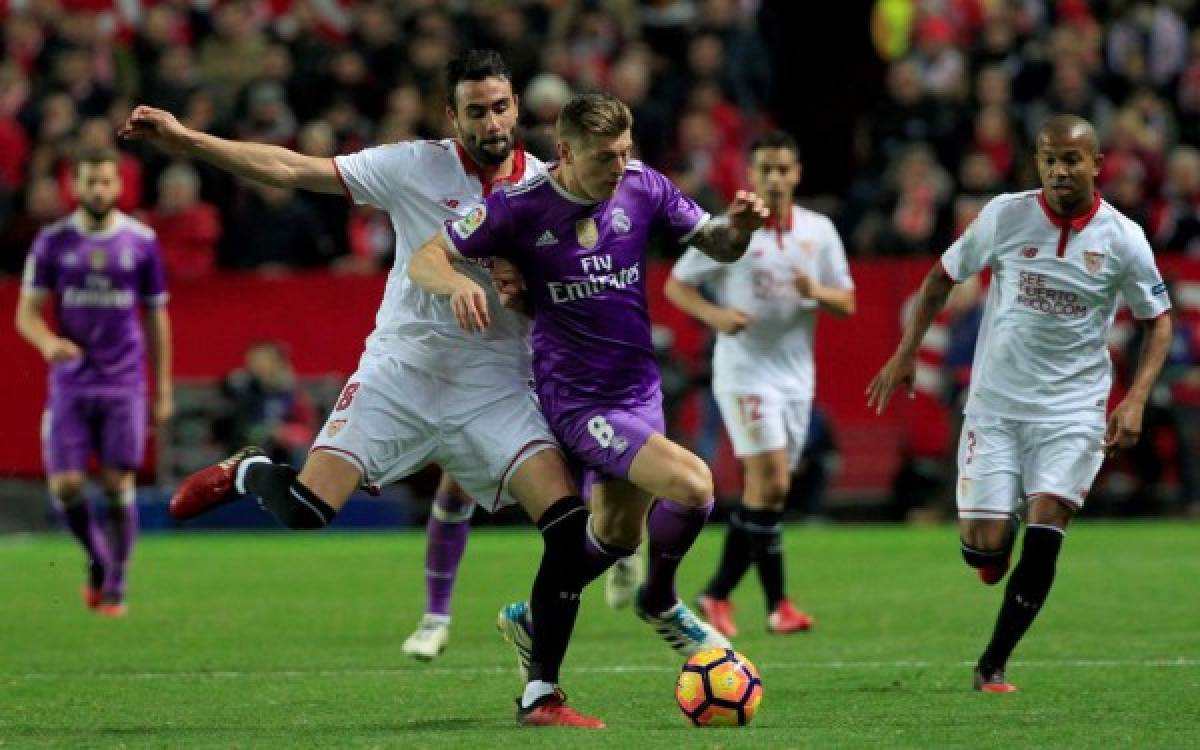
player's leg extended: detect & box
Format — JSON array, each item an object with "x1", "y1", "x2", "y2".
[
  {"x1": 974, "y1": 495, "x2": 1073, "y2": 692},
  {"x1": 506, "y1": 448, "x2": 618, "y2": 727},
  {"x1": 403, "y1": 473, "x2": 474, "y2": 660},
  {"x1": 49, "y1": 472, "x2": 110, "y2": 609},
  {"x1": 97, "y1": 468, "x2": 137, "y2": 615}
]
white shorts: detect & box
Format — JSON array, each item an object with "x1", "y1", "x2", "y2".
[
  {"x1": 311, "y1": 351, "x2": 557, "y2": 513},
  {"x1": 955, "y1": 414, "x2": 1105, "y2": 520},
  {"x1": 715, "y1": 391, "x2": 811, "y2": 466}
]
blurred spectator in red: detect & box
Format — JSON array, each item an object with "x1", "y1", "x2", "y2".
[
  {"x1": 1103, "y1": 156, "x2": 1152, "y2": 233},
  {"x1": 668, "y1": 108, "x2": 743, "y2": 203},
  {"x1": 1099, "y1": 107, "x2": 1166, "y2": 198},
  {"x1": 873, "y1": 144, "x2": 955, "y2": 256},
  {"x1": 0, "y1": 114, "x2": 30, "y2": 192},
  {"x1": 0, "y1": 175, "x2": 64, "y2": 274},
  {"x1": 912, "y1": 15, "x2": 967, "y2": 101},
  {"x1": 1152, "y1": 145, "x2": 1200, "y2": 254},
  {"x1": 972, "y1": 104, "x2": 1020, "y2": 183},
  {"x1": 141, "y1": 162, "x2": 221, "y2": 281},
  {"x1": 215, "y1": 340, "x2": 316, "y2": 467}
]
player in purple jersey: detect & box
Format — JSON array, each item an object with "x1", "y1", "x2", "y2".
[
  {"x1": 14, "y1": 148, "x2": 173, "y2": 617},
  {"x1": 409, "y1": 93, "x2": 769, "y2": 716}
]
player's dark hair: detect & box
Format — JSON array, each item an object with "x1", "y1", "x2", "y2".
[
  {"x1": 73, "y1": 147, "x2": 120, "y2": 174},
  {"x1": 444, "y1": 49, "x2": 512, "y2": 109},
  {"x1": 557, "y1": 92, "x2": 633, "y2": 144},
  {"x1": 748, "y1": 130, "x2": 801, "y2": 161}
]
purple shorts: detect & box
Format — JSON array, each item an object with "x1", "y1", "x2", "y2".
[
  {"x1": 542, "y1": 387, "x2": 665, "y2": 485},
  {"x1": 42, "y1": 390, "x2": 146, "y2": 474}
]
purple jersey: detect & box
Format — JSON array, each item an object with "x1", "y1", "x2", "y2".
[
  {"x1": 22, "y1": 211, "x2": 168, "y2": 392},
  {"x1": 445, "y1": 161, "x2": 709, "y2": 404}
]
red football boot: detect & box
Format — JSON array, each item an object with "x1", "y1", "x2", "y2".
[
  {"x1": 767, "y1": 599, "x2": 815, "y2": 634},
  {"x1": 974, "y1": 666, "x2": 1018, "y2": 693},
  {"x1": 96, "y1": 596, "x2": 128, "y2": 618},
  {"x1": 695, "y1": 594, "x2": 738, "y2": 638},
  {"x1": 977, "y1": 556, "x2": 1011, "y2": 586},
  {"x1": 516, "y1": 689, "x2": 606, "y2": 729},
  {"x1": 82, "y1": 584, "x2": 103, "y2": 610},
  {"x1": 169, "y1": 446, "x2": 264, "y2": 520}
]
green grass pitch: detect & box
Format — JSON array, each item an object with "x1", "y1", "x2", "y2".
[{"x1": 2, "y1": 521, "x2": 1198, "y2": 748}]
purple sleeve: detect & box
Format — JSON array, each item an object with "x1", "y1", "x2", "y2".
[
  {"x1": 442, "y1": 191, "x2": 514, "y2": 260},
  {"x1": 139, "y1": 238, "x2": 169, "y2": 307},
  {"x1": 21, "y1": 232, "x2": 54, "y2": 291},
  {"x1": 649, "y1": 167, "x2": 710, "y2": 244}
]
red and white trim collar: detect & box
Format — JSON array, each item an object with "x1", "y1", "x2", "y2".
[
  {"x1": 454, "y1": 141, "x2": 526, "y2": 197},
  {"x1": 1037, "y1": 190, "x2": 1102, "y2": 232}
]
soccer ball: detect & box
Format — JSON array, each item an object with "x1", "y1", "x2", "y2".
[{"x1": 675, "y1": 647, "x2": 763, "y2": 727}]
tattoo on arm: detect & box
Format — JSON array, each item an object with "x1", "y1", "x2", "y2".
[{"x1": 691, "y1": 218, "x2": 751, "y2": 263}]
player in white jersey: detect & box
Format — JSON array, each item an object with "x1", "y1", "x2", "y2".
[
  {"x1": 667, "y1": 131, "x2": 855, "y2": 638},
  {"x1": 121, "y1": 51, "x2": 633, "y2": 728},
  {"x1": 867, "y1": 115, "x2": 1173, "y2": 693}
]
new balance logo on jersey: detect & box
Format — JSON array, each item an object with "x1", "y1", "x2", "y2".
[{"x1": 536, "y1": 230, "x2": 559, "y2": 247}]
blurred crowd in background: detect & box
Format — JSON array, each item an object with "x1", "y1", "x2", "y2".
[
  {"x1": 1, "y1": 0, "x2": 1199, "y2": 281},
  {"x1": 0, "y1": 1, "x2": 1197, "y2": 516}
]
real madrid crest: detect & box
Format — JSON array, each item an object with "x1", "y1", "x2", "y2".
[
  {"x1": 576, "y1": 218, "x2": 599, "y2": 249},
  {"x1": 119, "y1": 246, "x2": 136, "y2": 271}
]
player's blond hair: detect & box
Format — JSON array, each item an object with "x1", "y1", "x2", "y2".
[{"x1": 556, "y1": 92, "x2": 633, "y2": 145}]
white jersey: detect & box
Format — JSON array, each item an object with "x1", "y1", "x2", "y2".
[
  {"x1": 671, "y1": 205, "x2": 853, "y2": 399},
  {"x1": 334, "y1": 140, "x2": 546, "y2": 382},
  {"x1": 941, "y1": 190, "x2": 1170, "y2": 424}
]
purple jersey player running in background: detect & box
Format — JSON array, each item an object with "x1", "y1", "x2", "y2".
[
  {"x1": 15, "y1": 148, "x2": 173, "y2": 617},
  {"x1": 410, "y1": 92, "x2": 767, "y2": 714}
]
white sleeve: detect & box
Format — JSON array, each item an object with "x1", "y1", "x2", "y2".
[
  {"x1": 671, "y1": 247, "x2": 724, "y2": 285},
  {"x1": 333, "y1": 141, "x2": 421, "y2": 211},
  {"x1": 940, "y1": 198, "x2": 999, "y2": 281},
  {"x1": 816, "y1": 218, "x2": 854, "y2": 290},
  {"x1": 1118, "y1": 225, "x2": 1171, "y2": 320}
]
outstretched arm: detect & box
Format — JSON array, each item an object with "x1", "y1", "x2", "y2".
[
  {"x1": 865, "y1": 263, "x2": 957, "y2": 414},
  {"x1": 119, "y1": 105, "x2": 343, "y2": 194},
  {"x1": 408, "y1": 234, "x2": 492, "y2": 333},
  {"x1": 690, "y1": 190, "x2": 769, "y2": 262}
]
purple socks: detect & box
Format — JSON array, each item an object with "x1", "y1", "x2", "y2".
[
  {"x1": 59, "y1": 499, "x2": 110, "y2": 590},
  {"x1": 104, "y1": 498, "x2": 138, "y2": 600},
  {"x1": 641, "y1": 498, "x2": 714, "y2": 614},
  {"x1": 424, "y1": 491, "x2": 473, "y2": 617}
]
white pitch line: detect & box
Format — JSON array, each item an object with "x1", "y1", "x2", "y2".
[{"x1": 5, "y1": 658, "x2": 1198, "y2": 682}]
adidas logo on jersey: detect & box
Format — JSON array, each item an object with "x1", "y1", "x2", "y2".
[{"x1": 536, "y1": 230, "x2": 559, "y2": 247}]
